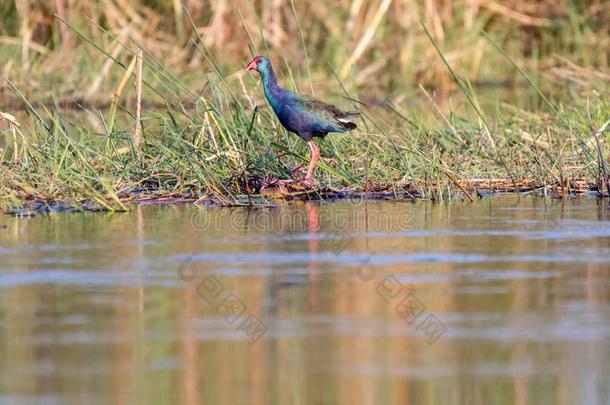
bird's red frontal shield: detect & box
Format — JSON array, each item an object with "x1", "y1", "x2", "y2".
[{"x1": 246, "y1": 56, "x2": 261, "y2": 71}]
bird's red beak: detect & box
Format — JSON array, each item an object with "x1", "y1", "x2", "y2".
[{"x1": 246, "y1": 56, "x2": 261, "y2": 72}]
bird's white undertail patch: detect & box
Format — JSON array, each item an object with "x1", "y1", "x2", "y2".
[{"x1": 337, "y1": 117, "x2": 353, "y2": 123}]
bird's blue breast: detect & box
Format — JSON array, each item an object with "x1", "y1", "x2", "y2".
[{"x1": 264, "y1": 90, "x2": 296, "y2": 131}]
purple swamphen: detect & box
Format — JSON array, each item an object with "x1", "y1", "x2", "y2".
[{"x1": 246, "y1": 55, "x2": 359, "y2": 186}]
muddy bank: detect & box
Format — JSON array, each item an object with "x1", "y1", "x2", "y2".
[{"x1": 3, "y1": 177, "x2": 606, "y2": 218}]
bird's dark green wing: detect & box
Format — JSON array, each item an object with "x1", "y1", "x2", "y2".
[{"x1": 290, "y1": 93, "x2": 359, "y2": 131}]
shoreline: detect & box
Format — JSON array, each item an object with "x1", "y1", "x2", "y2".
[{"x1": 3, "y1": 182, "x2": 607, "y2": 217}]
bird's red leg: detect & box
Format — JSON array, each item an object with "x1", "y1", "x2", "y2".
[{"x1": 304, "y1": 140, "x2": 320, "y2": 187}]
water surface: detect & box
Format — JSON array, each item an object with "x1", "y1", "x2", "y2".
[{"x1": 1, "y1": 196, "x2": 609, "y2": 404}]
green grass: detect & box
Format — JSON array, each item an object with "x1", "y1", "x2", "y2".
[
  {"x1": 1, "y1": 70, "x2": 608, "y2": 211},
  {"x1": 1, "y1": 3, "x2": 609, "y2": 211}
]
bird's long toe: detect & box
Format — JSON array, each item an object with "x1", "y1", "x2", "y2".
[{"x1": 301, "y1": 178, "x2": 315, "y2": 188}]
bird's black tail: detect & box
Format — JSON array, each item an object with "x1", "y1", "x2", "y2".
[
  {"x1": 340, "y1": 121, "x2": 357, "y2": 130},
  {"x1": 335, "y1": 111, "x2": 359, "y2": 130}
]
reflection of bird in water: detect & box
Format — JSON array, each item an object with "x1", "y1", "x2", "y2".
[
  {"x1": 305, "y1": 201, "x2": 320, "y2": 282},
  {"x1": 267, "y1": 201, "x2": 320, "y2": 311},
  {"x1": 305, "y1": 202, "x2": 320, "y2": 308}
]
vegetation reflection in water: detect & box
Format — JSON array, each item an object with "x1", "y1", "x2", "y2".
[{"x1": 1, "y1": 196, "x2": 610, "y2": 404}]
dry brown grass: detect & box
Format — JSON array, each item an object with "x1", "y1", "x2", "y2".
[{"x1": 1, "y1": 0, "x2": 608, "y2": 102}]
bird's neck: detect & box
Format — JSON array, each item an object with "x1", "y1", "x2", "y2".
[{"x1": 260, "y1": 65, "x2": 283, "y2": 106}]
